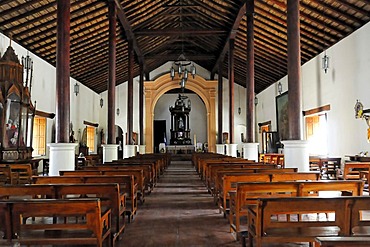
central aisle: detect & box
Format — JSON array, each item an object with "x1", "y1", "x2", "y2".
[{"x1": 118, "y1": 160, "x2": 240, "y2": 247}]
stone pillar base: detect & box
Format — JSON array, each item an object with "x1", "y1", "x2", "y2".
[
  {"x1": 216, "y1": 144, "x2": 225, "y2": 155},
  {"x1": 281, "y1": 140, "x2": 309, "y2": 171},
  {"x1": 126, "y1": 145, "x2": 137, "y2": 157},
  {"x1": 139, "y1": 145, "x2": 146, "y2": 154},
  {"x1": 242, "y1": 143, "x2": 259, "y2": 162},
  {"x1": 226, "y1": 143, "x2": 238, "y2": 157},
  {"x1": 102, "y1": 144, "x2": 119, "y2": 163},
  {"x1": 48, "y1": 143, "x2": 78, "y2": 176}
]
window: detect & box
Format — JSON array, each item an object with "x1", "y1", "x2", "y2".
[
  {"x1": 305, "y1": 113, "x2": 328, "y2": 155},
  {"x1": 86, "y1": 126, "x2": 95, "y2": 153},
  {"x1": 32, "y1": 117, "x2": 46, "y2": 156}
]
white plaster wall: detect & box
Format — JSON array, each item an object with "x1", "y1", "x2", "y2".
[
  {"x1": 256, "y1": 22, "x2": 370, "y2": 159},
  {"x1": 154, "y1": 94, "x2": 207, "y2": 145},
  {"x1": 0, "y1": 33, "x2": 102, "y2": 156}
]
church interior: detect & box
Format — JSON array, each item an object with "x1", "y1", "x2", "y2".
[{"x1": 1, "y1": 0, "x2": 370, "y2": 246}]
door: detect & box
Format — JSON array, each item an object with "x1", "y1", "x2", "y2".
[{"x1": 154, "y1": 120, "x2": 166, "y2": 153}]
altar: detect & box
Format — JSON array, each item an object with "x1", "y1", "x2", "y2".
[{"x1": 166, "y1": 145, "x2": 194, "y2": 154}]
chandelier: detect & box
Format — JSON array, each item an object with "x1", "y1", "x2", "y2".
[{"x1": 170, "y1": 54, "x2": 196, "y2": 90}]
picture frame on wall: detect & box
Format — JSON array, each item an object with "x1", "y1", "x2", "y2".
[{"x1": 276, "y1": 91, "x2": 289, "y2": 141}]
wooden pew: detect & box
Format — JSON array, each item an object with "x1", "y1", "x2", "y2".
[
  {"x1": 315, "y1": 236, "x2": 370, "y2": 246},
  {"x1": 60, "y1": 168, "x2": 146, "y2": 203},
  {"x1": 341, "y1": 162, "x2": 370, "y2": 180},
  {"x1": 247, "y1": 197, "x2": 350, "y2": 247},
  {"x1": 219, "y1": 172, "x2": 320, "y2": 217},
  {"x1": 0, "y1": 165, "x2": 11, "y2": 185},
  {"x1": 53, "y1": 183, "x2": 125, "y2": 244},
  {"x1": 9, "y1": 198, "x2": 111, "y2": 247},
  {"x1": 0, "y1": 200, "x2": 12, "y2": 244},
  {"x1": 247, "y1": 196, "x2": 370, "y2": 247},
  {"x1": 84, "y1": 165, "x2": 154, "y2": 192},
  {"x1": 205, "y1": 163, "x2": 276, "y2": 192},
  {"x1": 230, "y1": 180, "x2": 364, "y2": 238},
  {"x1": 32, "y1": 175, "x2": 137, "y2": 222},
  {"x1": 213, "y1": 168, "x2": 299, "y2": 200},
  {"x1": 103, "y1": 162, "x2": 157, "y2": 187},
  {"x1": 8, "y1": 164, "x2": 33, "y2": 185},
  {"x1": 0, "y1": 183, "x2": 125, "y2": 245},
  {"x1": 219, "y1": 174, "x2": 271, "y2": 216}
]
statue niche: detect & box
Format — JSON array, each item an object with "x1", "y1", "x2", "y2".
[
  {"x1": 0, "y1": 45, "x2": 35, "y2": 162},
  {"x1": 169, "y1": 94, "x2": 192, "y2": 145}
]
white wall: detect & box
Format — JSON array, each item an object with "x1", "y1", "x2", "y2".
[
  {"x1": 0, "y1": 33, "x2": 102, "y2": 156},
  {"x1": 256, "y1": 22, "x2": 370, "y2": 160},
  {"x1": 154, "y1": 93, "x2": 207, "y2": 145}
]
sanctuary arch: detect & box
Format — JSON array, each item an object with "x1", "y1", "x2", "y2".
[{"x1": 144, "y1": 74, "x2": 217, "y2": 153}]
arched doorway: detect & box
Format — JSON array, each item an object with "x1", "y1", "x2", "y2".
[
  {"x1": 144, "y1": 74, "x2": 217, "y2": 153},
  {"x1": 153, "y1": 91, "x2": 207, "y2": 152}
]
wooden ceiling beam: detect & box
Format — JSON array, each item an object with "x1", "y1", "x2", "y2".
[
  {"x1": 211, "y1": 2, "x2": 246, "y2": 75},
  {"x1": 114, "y1": 0, "x2": 146, "y2": 71},
  {"x1": 135, "y1": 29, "x2": 227, "y2": 36},
  {"x1": 0, "y1": 2, "x2": 56, "y2": 27},
  {"x1": 12, "y1": 0, "x2": 94, "y2": 37},
  {"x1": 312, "y1": 0, "x2": 365, "y2": 25},
  {"x1": 335, "y1": 0, "x2": 370, "y2": 16}
]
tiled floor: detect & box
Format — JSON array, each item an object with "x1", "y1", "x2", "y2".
[{"x1": 117, "y1": 161, "x2": 308, "y2": 247}]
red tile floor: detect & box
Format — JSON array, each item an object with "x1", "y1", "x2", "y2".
[{"x1": 117, "y1": 161, "x2": 309, "y2": 247}]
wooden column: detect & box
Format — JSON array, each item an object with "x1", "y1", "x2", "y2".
[
  {"x1": 139, "y1": 65, "x2": 144, "y2": 145},
  {"x1": 55, "y1": 0, "x2": 70, "y2": 143},
  {"x1": 127, "y1": 41, "x2": 134, "y2": 144},
  {"x1": 107, "y1": 0, "x2": 116, "y2": 144},
  {"x1": 246, "y1": 0, "x2": 255, "y2": 143},
  {"x1": 228, "y1": 38, "x2": 235, "y2": 144},
  {"x1": 287, "y1": 0, "x2": 302, "y2": 140},
  {"x1": 217, "y1": 62, "x2": 223, "y2": 144}
]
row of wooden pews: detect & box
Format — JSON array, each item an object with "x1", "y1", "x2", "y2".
[
  {"x1": 0, "y1": 153, "x2": 170, "y2": 247},
  {"x1": 193, "y1": 152, "x2": 370, "y2": 247}
]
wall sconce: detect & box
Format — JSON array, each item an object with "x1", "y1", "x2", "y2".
[
  {"x1": 100, "y1": 98, "x2": 103, "y2": 108},
  {"x1": 254, "y1": 96, "x2": 258, "y2": 106},
  {"x1": 322, "y1": 51, "x2": 329, "y2": 73},
  {"x1": 278, "y1": 81, "x2": 282, "y2": 95},
  {"x1": 74, "y1": 82, "x2": 79, "y2": 96},
  {"x1": 116, "y1": 108, "x2": 120, "y2": 116}
]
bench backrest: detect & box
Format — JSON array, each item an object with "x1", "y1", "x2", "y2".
[
  {"x1": 0, "y1": 184, "x2": 55, "y2": 200},
  {"x1": 10, "y1": 198, "x2": 108, "y2": 245},
  {"x1": 271, "y1": 172, "x2": 321, "y2": 182}
]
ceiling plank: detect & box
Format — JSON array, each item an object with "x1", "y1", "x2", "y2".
[
  {"x1": 211, "y1": 2, "x2": 246, "y2": 75},
  {"x1": 114, "y1": 0, "x2": 146, "y2": 71}
]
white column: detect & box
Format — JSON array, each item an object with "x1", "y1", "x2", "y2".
[
  {"x1": 242, "y1": 143, "x2": 259, "y2": 162},
  {"x1": 226, "y1": 143, "x2": 238, "y2": 157},
  {"x1": 102, "y1": 144, "x2": 119, "y2": 163},
  {"x1": 216, "y1": 144, "x2": 225, "y2": 155},
  {"x1": 282, "y1": 140, "x2": 309, "y2": 171},
  {"x1": 126, "y1": 145, "x2": 137, "y2": 157},
  {"x1": 48, "y1": 143, "x2": 78, "y2": 176},
  {"x1": 139, "y1": 145, "x2": 146, "y2": 154}
]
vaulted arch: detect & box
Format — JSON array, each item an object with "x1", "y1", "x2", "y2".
[{"x1": 144, "y1": 74, "x2": 217, "y2": 153}]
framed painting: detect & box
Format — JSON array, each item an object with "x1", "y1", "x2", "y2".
[{"x1": 276, "y1": 91, "x2": 289, "y2": 141}]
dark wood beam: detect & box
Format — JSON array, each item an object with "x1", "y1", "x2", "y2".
[
  {"x1": 211, "y1": 2, "x2": 246, "y2": 75},
  {"x1": 55, "y1": 0, "x2": 71, "y2": 143},
  {"x1": 107, "y1": 0, "x2": 117, "y2": 145},
  {"x1": 114, "y1": 0, "x2": 146, "y2": 72},
  {"x1": 135, "y1": 29, "x2": 227, "y2": 36}
]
